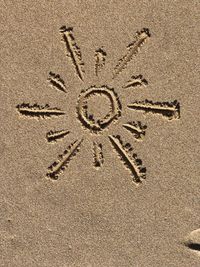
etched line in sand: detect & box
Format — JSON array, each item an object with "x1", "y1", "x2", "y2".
[
  {"x1": 123, "y1": 75, "x2": 148, "y2": 88},
  {"x1": 113, "y1": 28, "x2": 150, "y2": 79},
  {"x1": 48, "y1": 72, "x2": 67, "y2": 93},
  {"x1": 95, "y1": 48, "x2": 107, "y2": 76},
  {"x1": 108, "y1": 135, "x2": 146, "y2": 183},
  {"x1": 60, "y1": 26, "x2": 85, "y2": 81},
  {"x1": 16, "y1": 103, "x2": 65, "y2": 118},
  {"x1": 128, "y1": 100, "x2": 180, "y2": 120},
  {"x1": 93, "y1": 142, "x2": 104, "y2": 168},
  {"x1": 46, "y1": 138, "x2": 83, "y2": 180},
  {"x1": 46, "y1": 129, "x2": 70, "y2": 142},
  {"x1": 123, "y1": 121, "x2": 147, "y2": 140}
]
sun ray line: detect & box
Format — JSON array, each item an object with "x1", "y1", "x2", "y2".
[
  {"x1": 108, "y1": 135, "x2": 146, "y2": 184},
  {"x1": 48, "y1": 72, "x2": 67, "y2": 93},
  {"x1": 113, "y1": 28, "x2": 150, "y2": 79},
  {"x1": 123, "y1": 121, "x2": 147, "y2": 140},
  {"x1": 16, "y1": 103, "x2": 65, "y2": 118},
  {"x1": 46, "y1": 129, "x2": 70, "y2": 142},
  {"x1": 93, "y1": 142, "x2": 104, "y2": 168},
  {"x1": 46, "y1": 138, "x2": 84, "y2": 180},
  {"x1": 60, "y1": 26, "x2": 85, "y2": 81},
  {"x1": 123, "y1": 75, "x2": 148, "y2": 88},
  {"x1": 95, "y1": 48, "x2": 107, "y2": 76},
  {"x1": 127, "y1": 100, "x2": 180, "y2": 119}
]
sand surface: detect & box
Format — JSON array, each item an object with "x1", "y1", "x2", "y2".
[{"x1": 0, "y1": 1, "x2": 199, "y2": 266}]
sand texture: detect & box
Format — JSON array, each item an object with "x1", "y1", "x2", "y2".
[{"x1": 0, "y1": 1, "x2": 199, "y2": 266}]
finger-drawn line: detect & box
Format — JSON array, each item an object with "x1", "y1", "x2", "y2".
[
  {"x1": 93, "y1": 142, "x2": 104, "y2": 168},
  {"x1": 60, "y1": 26, "x2": 85, "y2": 80},
  {"x1": 16, "y1": 103, "x2": 65, "y2": 118},
  {"x1": 108, "y1": 135, "x2": 146, "y2": 183},
  {"x1": 123, "y1": 74, "x2": 148, "y2": 88},
  {"x1": 127, "y1": 100, "x2": 180, "y2": 119},
  {"x1": 46, "y1": 129, "x2": 70, "y2": 142},
  {"x1": 46, "y1": 138, "x2": 83, "y2": 180},
  {"x1": 113, "y1": 28, "x2": 150, "y2": 79},
  {"x1": 123, "y1": 121, "x2": 147, "y2": 140},
  {"x1": 48, "y1": 72, "x2": 67, "y2": 93},
  {"x1": 95, "y1": 48, "x2": 107, "y2": 76}
]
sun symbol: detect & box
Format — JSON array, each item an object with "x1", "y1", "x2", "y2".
[{"x1": 16, "y1": 26, "x2": 180, "y2": 184}]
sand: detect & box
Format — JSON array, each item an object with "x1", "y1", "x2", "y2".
[{"x1": 0, "y1": 1, "x2": 199, "y2": 266}]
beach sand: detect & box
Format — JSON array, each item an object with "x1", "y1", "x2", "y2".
[{"x1": 0, "y1": 1, "x2": 199, "y2": 266}]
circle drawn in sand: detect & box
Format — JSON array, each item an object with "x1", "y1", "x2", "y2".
[{"x1": 77, "y1": 86, "x2": 122, "y2": 133}]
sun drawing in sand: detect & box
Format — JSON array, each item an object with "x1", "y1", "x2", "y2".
[{"x1": 16, "y1": 26, "x2": 180, "y2": 184}]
